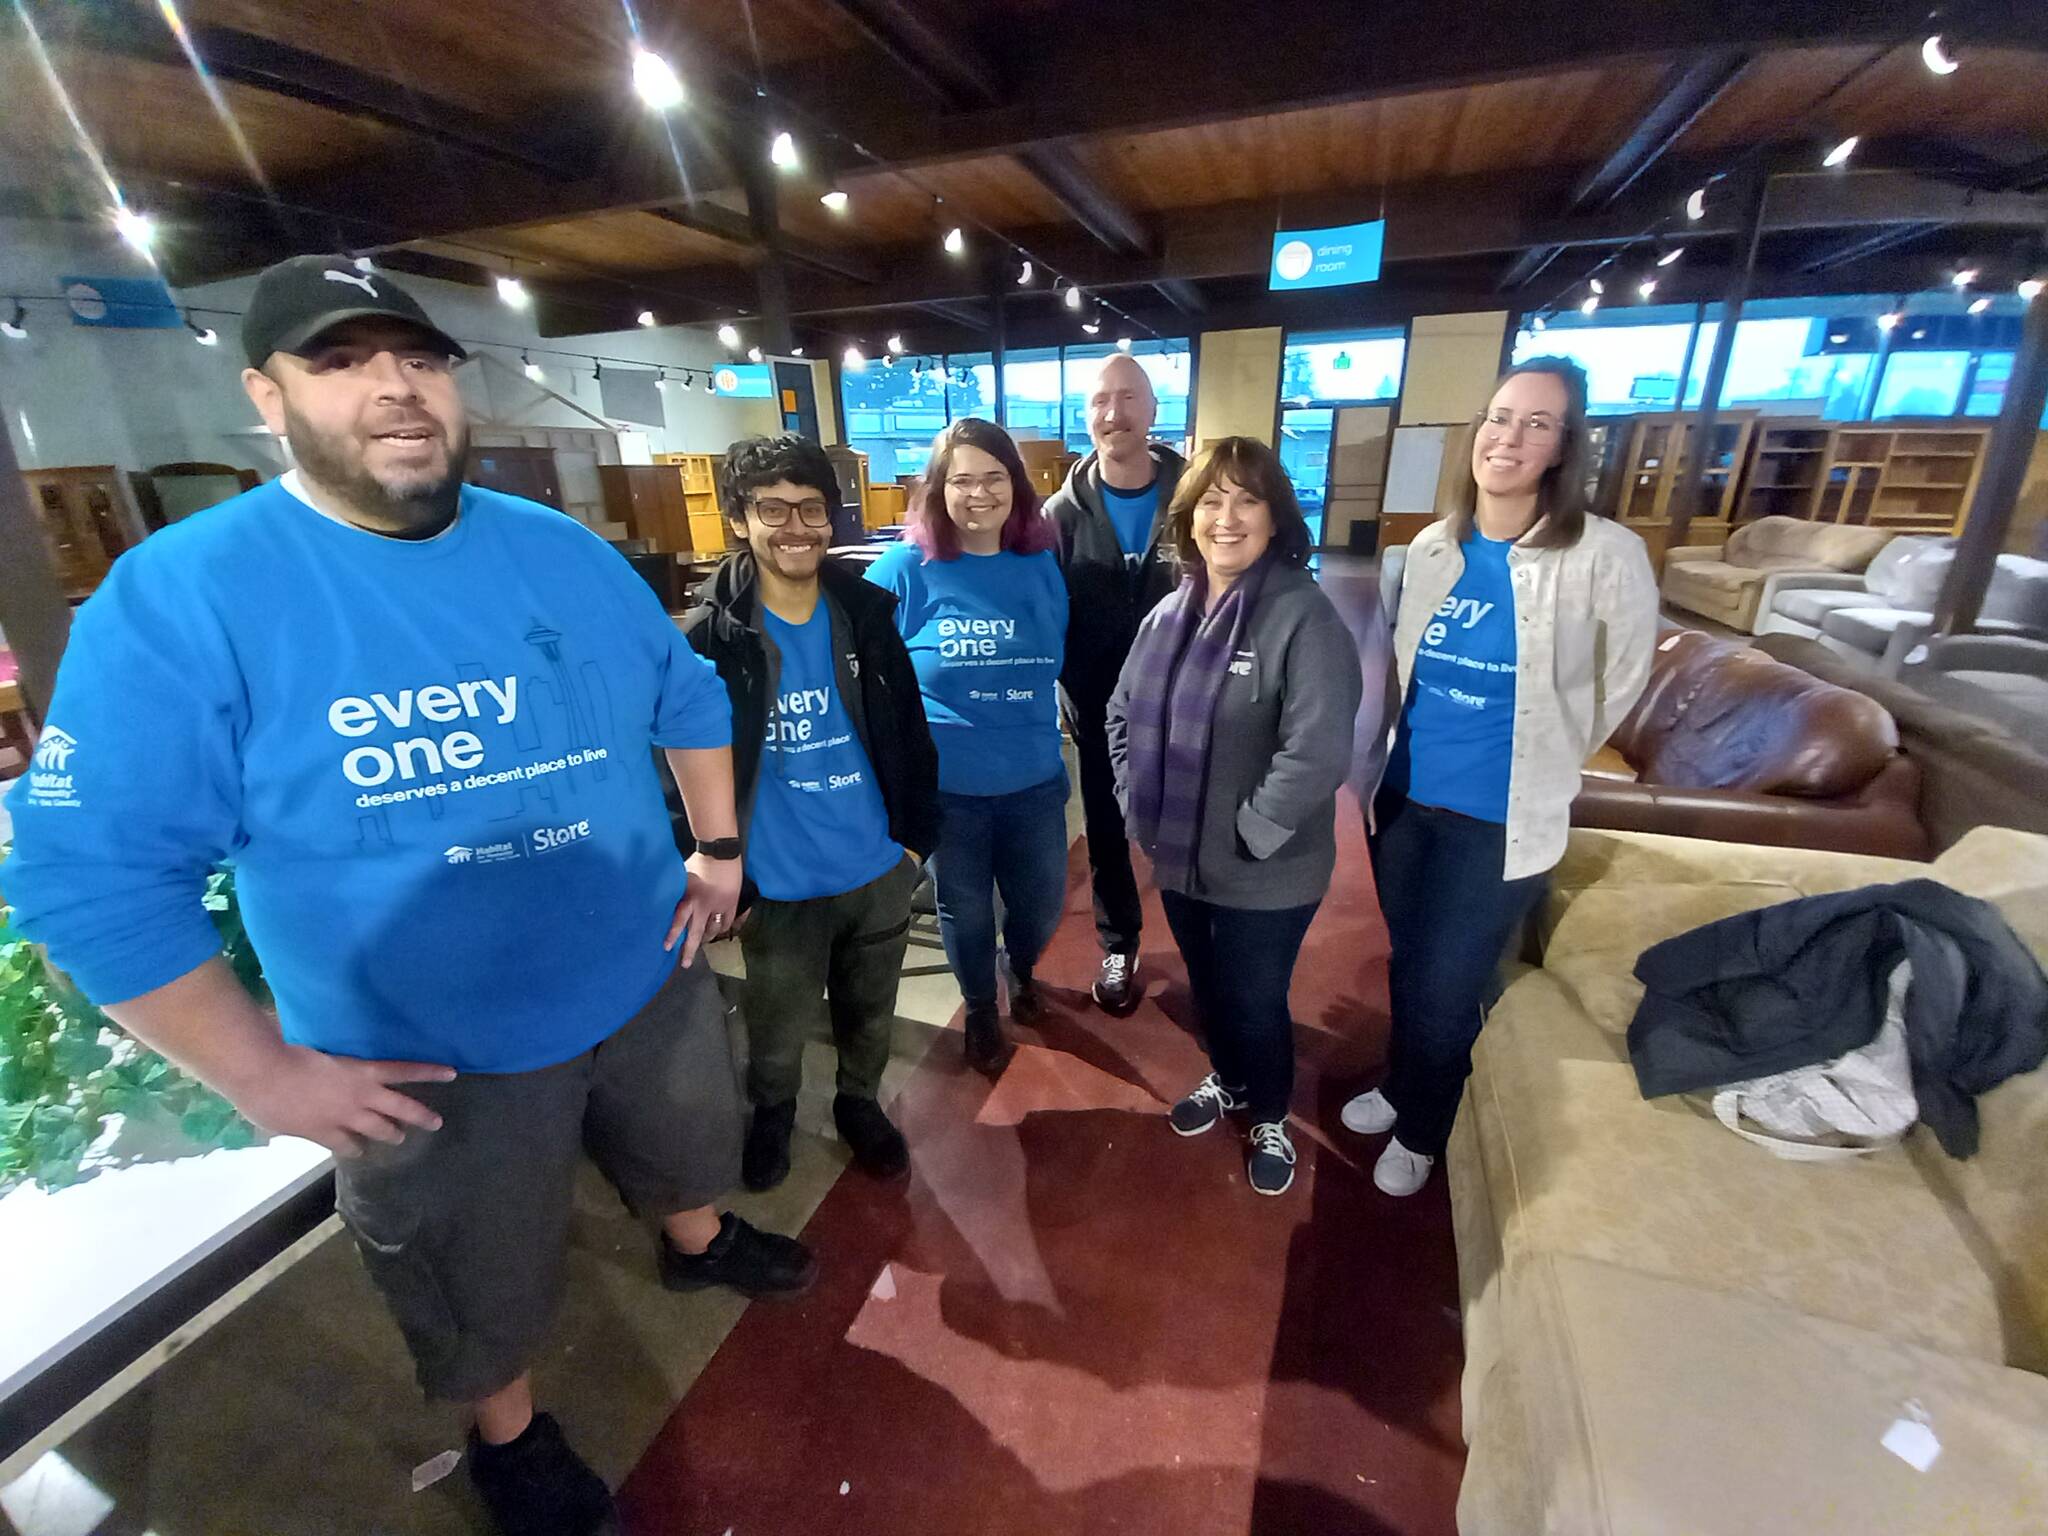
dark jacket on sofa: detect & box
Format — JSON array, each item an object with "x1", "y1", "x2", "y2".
[
  {"x1": 677, "y1": 553, "x2": 941, "y2": 872},
  {"x1": 1627, "y1": 881, "x2": 2048, "y2": 1158}
]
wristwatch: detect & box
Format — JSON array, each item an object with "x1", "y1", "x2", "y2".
[{"x1": 694, "y1": 836, "x2": 744, "y2": 861}]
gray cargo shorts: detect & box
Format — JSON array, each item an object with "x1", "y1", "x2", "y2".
[{"x1": 333, "y1": 951, "x2": 742, "y2": 1402}]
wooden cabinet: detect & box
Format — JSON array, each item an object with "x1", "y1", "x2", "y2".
[
  {"x1": 599, "y1": 464, "x2": 690, "y2": 553},
  {"x1": 468, "y1": 445, "x2": 566, "y2": 512},
  {"x1": 22, "y1": 466, "x2": 145, "y2": 600},
  {"x1": 1729, "y1": 420, "x2": 1832, "y2": 524},
  {"x1": 1612, "y1": 411, "x2": 1757, "y2": 528}
]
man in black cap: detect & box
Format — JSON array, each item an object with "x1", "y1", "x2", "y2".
[{"x1": 3, "y1": 254, "x2": 815, "y2": 1536}]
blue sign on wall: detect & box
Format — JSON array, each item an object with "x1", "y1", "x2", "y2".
[
  {"x1": 1267, "y1": 220, "x2": 1385, "y2": 292},
  {"x1": 58, "y1": 275, "x2": 182, "y2": 328}
]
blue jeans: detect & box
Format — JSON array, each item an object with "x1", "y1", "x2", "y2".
[
  {"x1": 1369, "y1": 792, "x2": 1549, "y2": 1158},
  {"x1": 1159, "y1": 890, "x2": 1320, "y2": 1125},
  {"x1": 931, "y1": 773, "x2": 1071, "y2": 1010}
]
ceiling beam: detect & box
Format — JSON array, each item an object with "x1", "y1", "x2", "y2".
[
  {"x1": 1016, "y1": 146, "x2": 1152, "y2": 256},
  {"x1": 645, "y1": 205, "x2": 878, "y2": 284},
  {"x1": 811, "y1": 0, "x2": 1001, "y2": 109},
  {"x1": 1798, "y1": 220, "x2": 1942, "y2": 272},
  {"x1": 1154, "y1": 278, "x2": 1207, "y2": 313},
  {"x1": 1498, "y1": 50, "x2": 1750, "y2": 289}
]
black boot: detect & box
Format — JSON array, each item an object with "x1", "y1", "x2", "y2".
[
  {"x1": 1003, "y1": 952, "x2": 1047, "y2": 1027},
  {"x1": 660, "y1": 1212, "x2": 818, "y2": 1298},
  {"x1": 467, "y1": 1413, "x2": 619, "y2": 1536},
  {"x1": 833, "y1": 1092, "x2": 909, "y2": 1178},
  {"x1": 742, "y1": 1099, "x2": 797, "y2": 1192},
  {"x1": 963, "y1": 1002, "x2": 1009, "y2": 1072}
]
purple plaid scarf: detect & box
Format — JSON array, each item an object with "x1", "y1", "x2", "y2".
[{"x1": 1124, "y1": 555, "x2": 1273, "y2": 889}]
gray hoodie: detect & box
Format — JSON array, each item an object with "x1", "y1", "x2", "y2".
[{"x1": 1106, "y1": 565, "x2": 1372, "y2": 910}]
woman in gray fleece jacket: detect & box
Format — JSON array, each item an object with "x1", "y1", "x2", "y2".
[{"x1": 1107, "y1": 437, "x2": 1383, "y2": 1196}]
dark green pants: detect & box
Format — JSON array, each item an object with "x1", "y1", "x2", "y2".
[{"x1": 738, "y1": 854, "x2": 918, "y2": 1107}]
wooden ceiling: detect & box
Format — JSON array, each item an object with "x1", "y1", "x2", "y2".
[{"x1": 6, "y1": 0, "x2": 2047, "y2": 349}]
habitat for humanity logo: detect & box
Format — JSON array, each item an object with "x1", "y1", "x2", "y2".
[
  {"x1": 444, "y1": 840, "x2": 523, "y2": 866},
  {"x1": 34, "y1": 728, "x2": 77, "y2": 772}
]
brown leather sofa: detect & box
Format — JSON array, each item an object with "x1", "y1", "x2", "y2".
[{"x1": 1572, "y1": 629, "x2": 1927, "y2": 858}]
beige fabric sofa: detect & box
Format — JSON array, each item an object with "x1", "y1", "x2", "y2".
[
  {"x1": 1661, "y1": 515, "x2": 1895, "y2": 633},
  {"x1": 1450, "y1": 825, "x2": 2048, "y2": 1535}
]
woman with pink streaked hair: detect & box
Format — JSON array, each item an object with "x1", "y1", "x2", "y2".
[{"x1": 866, "y1": 418, "x2": 1068, "y2": 1071}]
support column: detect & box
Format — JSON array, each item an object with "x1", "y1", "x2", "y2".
[
  {"x1": 735, "y1": 124, "x2": 794, "y2": 356},
  {"x1": 989, "y1": 270, "x2": 1008, "y2": 428},
  {"x1": 1933, "y1": 289, "x2": 2048, "y2": 633},
  {"x1": 0, "y1": 392, "x2": 71, "y2": 722},
  {"x1": 1671, "y1": 169, "x2": 1768, "y2": 544}
]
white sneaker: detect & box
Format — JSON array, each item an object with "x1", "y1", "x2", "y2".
[
  {"x1": 1373, "y1": 1136, "x2": 1435, "y2": 1197},
  {"x1": 1340, "y1": 1088, "x2": 1396, "y2": 1136}
]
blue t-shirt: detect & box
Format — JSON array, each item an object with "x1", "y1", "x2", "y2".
[
  {"x1": 1100, "y1": 478, "x2": 1160, "y2": 564},
  {"x1": 864, "y1": 541, "x2": 1067, "y2": 797},
  {"x1": 2, "y1": 480, "x2": 732, "y2": 1073},
  {"x1": 747, "y1": 606, "x2": 902, "y2": 902},
  {"x1": 1387, "y1": 533, "x2": 1519, "y2": 823}
]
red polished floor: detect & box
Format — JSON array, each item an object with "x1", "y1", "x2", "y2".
[{"x1": 620, "y1": 796, "x2": 1465, "y2": 1535}]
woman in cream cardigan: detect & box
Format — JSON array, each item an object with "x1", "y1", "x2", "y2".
[{"x1": 1344, "y1": 358, "x2": 1659, "y2": 1196}]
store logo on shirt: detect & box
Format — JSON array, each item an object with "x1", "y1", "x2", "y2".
[
  {"x1": 33, "y1": 728, "x2": 77, "y2": 772},
  {"x1": 531, "y1": 818, "x2": 593, "y2": 855},
  {"x1": 766, "y1": 686, "x2": 832, "y2": 747},
  {"x1": 23, "y1": 728, "x2": 82, "y2": 809},
  {"x1": 445, "y1": 839, "x2": 523, "y2": 866}
]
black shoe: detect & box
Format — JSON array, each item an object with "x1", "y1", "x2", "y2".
[
  {"x1": 467, "y1": 1413, "x2": 619, "y2": 1536},
  {"x1": 833, "y1": 1092, "x2": 910, "y2": 1179},
  {"x1": 1247, "y1": 1119, "x2": 1299, "y2": 1196},
  {"x1": 1169, "y1": 1073, "x2": 1247, "y2": 1136},
  {"x1": 1092, "y1": 950, "x2": 1142, "y2": 1016},
  {"x1": 742, "y1": 1099, "x2": 797, "y2": 1192},
  {"x1": 660, "y1": 1212, "x2": 817, "y2": 1299},
  {"x1": 963, "y1": 1002, "x2": 1009, "y2": 1073},
  {"x1": 1002, "y1": 952, "x2": 1047, "y2": 1026}
]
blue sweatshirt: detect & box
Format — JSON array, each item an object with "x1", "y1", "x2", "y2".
[
  {"x1": 1, "y1": 480, "x2": 732, "y2": 1073},
  {"x1": 864, "y1": 541, "x2": 1066, "y2": 797}
]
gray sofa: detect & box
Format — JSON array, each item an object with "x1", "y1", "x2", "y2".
[{"x1": 1816, "y1": 551, "x2": 2048, "y2": 676}]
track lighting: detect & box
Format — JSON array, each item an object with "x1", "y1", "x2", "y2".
[
  {"x1": 633, "y1": 48, "x2": 685, "y2": 111},
  {"x1": 1921, "y1": 35, "x2": 1958, "y2": 75},
  {"x1": 496, "y1": 275, "x2": 530, "y2": 309}
]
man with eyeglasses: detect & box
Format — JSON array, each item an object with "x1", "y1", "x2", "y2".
[
  {"x1": 681, "y1": 435, "x2": 938, "y2": 1194},
  {"x1": 2, "y1": 256, "x2": 815, "y2": 1536}
]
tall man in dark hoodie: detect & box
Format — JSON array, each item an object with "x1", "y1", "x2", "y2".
[
  {"x1": 682, "y1": 436, "x2": 940, "y2": 1192},
  {"x1": 1044, "y1": 353, "x2": 1185, "y2": 1014}
]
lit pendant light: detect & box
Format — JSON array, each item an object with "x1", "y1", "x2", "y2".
[
  {"x1": 1876, "y1": 311, "x2": 1903, "y2": 332},
  {"x1": 1580, "y1": 294, "x2": 1600, "y2": 316},
  {"x1": 1116, "y1": 335, "x2": 1133, "y2": 352},
  {"x1": 770, "y1": 131, "x2": 799, "y2": 171},
  {"x1": 1921, "y1": 35, "x2": 1959, "y2": 76},
  {"x1": 820, "y1": 189, "x2": 849, "y2": 213},
  {"x1": 943, "y1": 226, "x2": 965, "y2": 256},
  {"x1": 496, "y1": 275, "x2": 530, "y2": 309},
  {"x1": 637, "y1": 310, "x2": 657, "y2": 328},
  {"x1": 1822, "y1": 135, "x2": 1859, "y2": 169},
  {"x1": 1952, "y1": 267, "x2": 1979, "y2": 289},
  {"x1": 633, "y1": 48, "x2": 685, "y2": 111}
]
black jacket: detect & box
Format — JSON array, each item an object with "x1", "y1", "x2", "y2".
[
  {"x1": 1627, "y1": 880, "x2": 2048, "y2": 1158},
  {"x1": 678, "y1": 552, "x2": 941, "y2": 868},
  {"x1": 1044, "y1": 443, "x2": 1185, "y2": 707}
]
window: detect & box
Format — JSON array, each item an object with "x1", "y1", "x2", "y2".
[
  {"x1": 945, "y1": 351, "x2": 996, "y2": 424},
  {"x1": 1000, "y1": 347, "x2": 1064, "y2": 444},
  {"x1": 1874, "y1": 352, "x2": 1970, "y2": 418},
  {"x1": 1277, "y1": 328, "x2": 1407, "y2": 543},
  {"x1": 1062, "y1": 340, "x2": 1193, "y2": 455},
  {"x1": 1512, "y1": 304, "x2": 1698, "y2": 414},
  {"x1": 1964, "y1": 352, "x2": 2014, "y2": 418},
  {"x1": 841, "y1": 358, "x2": 951, "y2": 480}
]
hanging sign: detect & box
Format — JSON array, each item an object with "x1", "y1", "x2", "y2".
[
  {"x1": 1267, "y1": 220, "x2": 1385, "y2": 291},
  {"x1": 59, "y1": 275, "x2": 181, "y2": 328}
]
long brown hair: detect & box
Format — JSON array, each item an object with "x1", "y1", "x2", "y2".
[
  {"x1": 1167, "y1": 436, "x2": 1312, "y2": 567},
  {"x1": 905, "y1": 417, "x2": 1056, "y2": 559},
  {"x1": 1446, "y1": 357, "x2": 1592, "y2": 550}
]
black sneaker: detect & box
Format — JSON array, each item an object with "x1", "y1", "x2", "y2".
[
  {"x1": 660, "y1": 1212, "x2": 817, "y2": 1299},
  {"x1": 963, "y1": 1002, "x2": 1009, "y2": 1073},
  {"x1": 1247, "y1": 1119, "x2": 1298, "y2": 1196},
  {"x1": 833, "y1": 1092, "x2": 909, "y2": 1179},
  {"x1": 1169, "y1": 1073, "x2": 1247, "y2": 1136},
  {"x1": 1002, "y1": 952, "x2": 1046, "y2": 1026},
  {"x1": 742, "y1": 1099, "x2": 797, "y2": 1192},
  {"x1": 467, "y1": 1413, "x2": 619, "y2": 1536},
  {"x1": 1092, "y1": 950, "x2": 1142, "y2": 1016}
]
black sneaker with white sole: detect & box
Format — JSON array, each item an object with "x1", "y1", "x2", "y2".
[
  {"x1": 467, "y1": 1413, "x2": 619, "y2": 1536},
  {"x1": 1092, "y1": 950, "x2": 1142, "y2": 1016},
  {"x1": 1169, "y1": 1073, "x2": 1247, "y2": 1136},
  {"x1": 1247, "y1": 1119, "x2": 1298, "y2": 1196}
]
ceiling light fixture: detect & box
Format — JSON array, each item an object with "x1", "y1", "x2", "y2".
[
  {"x1": 1, "y1": 302, "x2": 26, "y2": 340},
  {"x1": 1952, "y1": 267, "x2": 1979, "y2": 289},
  {"x1": 886, "y1": 333, "x2": 904, "y2": 355},
  {"x1": 1637, "y1": 279, "x2": 1658, "y2": 300},
  {"x1": 1822, "y1": 135, "x2": 1859, "y2": 169},
  {"x1": 637, "y1": 310, "x2": 656, "y2": 328},
  {"x1": 820, "y1": 189, "x2": 849, "y2": 214},
  {"x1": 496, "y1": 275, "x2": 530, "y2": 309},
  {"x1": 1921, "y1": 35, "x2": 1959, "y2": 75},
  {"x1": 746, "y1": 345, "x2": 764, "y2": 362},
  {"x1": 1580, "y1": 295, "x2": 1600, "y2": 316},
  {"x1": 1685, "y1": 187, "x2": 1708, "y2": 221},
  {"x1": 1910, "y1": 327, "x2": 1928, "y2": 340},
  {"x1": 2020, "y1": 278, "x2": 2044, "y2": 303},
  {"x1": 943, "y1": 226, "x2": 965, "y2": 256},
  {"x1": 792, "y1": 345, "x2": 805, "y2": 356},
  {"x1": 114, "y1": 205, "x2": 157, "y2": 254},
  {"x1": 1530, "y1": 314, "x2": 1548, "y2": 332},
  {"x1": 716, "y1": 322, "x2": 741, "y2": 349},
  {"x1": 702, "y1": 371, "x2": 716, "y2": 393},
  {"x1": 1116, "y1": 335, "x2": 1133, "y2": 352},
  {"x1": 1017, "y1": 260, "x2": 1034, "y2": 286},
  {"x1": 1589, "y1": 277, "x2": 1605, "y2": 296},
  {"x1": 1968, "y1": 296, "x2": 1992, "y2": 315},
  {"x1": 1657, "y1": 246, "x2": 1685, "y2": 267},
  {"x1": 1877, "y1": 310, "x2": 1903, "y2": 331},
  {"x1": 770, "y1": 131, "x2": 799, "y2": 171},
  {"x1": 632, "y1": 47, "x2": 685, "y2": 111},
  {"x1": 1828, "y1": 331, "x2": 1850, "y2": 344},
  {"x1": 1081, "y1": 316, "x2": 1101, "y2": 336},
  {"x1": 522, "y1": 351, "x2": 543, "y2": 380},
  {"x1": 1064, "y1": 284, "x2": 1083, "y2": 311},
  {"x1": 186, "y1": 314, "x2": 218, "y2": 345},
  {"x1": 843, "y1": 344, "x2": 865, "y2": 371}
]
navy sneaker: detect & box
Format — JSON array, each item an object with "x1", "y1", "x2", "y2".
[
  {"x1": 1169, "y1": 1073, "x2": 1247, "y2": 1136},
  {"x1": 1247, "y1": 1120, "x2": 1298, "y2": 1196}
]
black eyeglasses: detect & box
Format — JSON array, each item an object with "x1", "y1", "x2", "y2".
[{"x1": 749, "y1": 496, "x2": 832, "y2": 528}]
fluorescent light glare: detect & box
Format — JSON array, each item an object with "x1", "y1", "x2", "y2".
[
  {"x1": 1921, "y1": 35, "x2": 1959, "y2": 75},
  {"x1": 943, "y1": 226, "x2": 965, "y2": 256},
  {"x1": 495, "y1": 275, "x2": 530, "y2": 309},
  {"x1": 770, "y1": 131, "x2": 799, "y2": 171},
  {"x1": 1822, "y1": 135, "x2": 1859, "y2": 169},
  {"x1": 820, "y1": 189, "x2": 849, "y2": 213},
  {"x1": 633, "y1": 48, "x2": 685, "y2": 111},
  {"x1": 114, "y1": 205, "x2": 156, "y2": 254}
]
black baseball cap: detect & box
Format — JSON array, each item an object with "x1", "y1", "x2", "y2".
[{"x1": 241, "y1": 255, "x2": 466, "y2": 368}]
